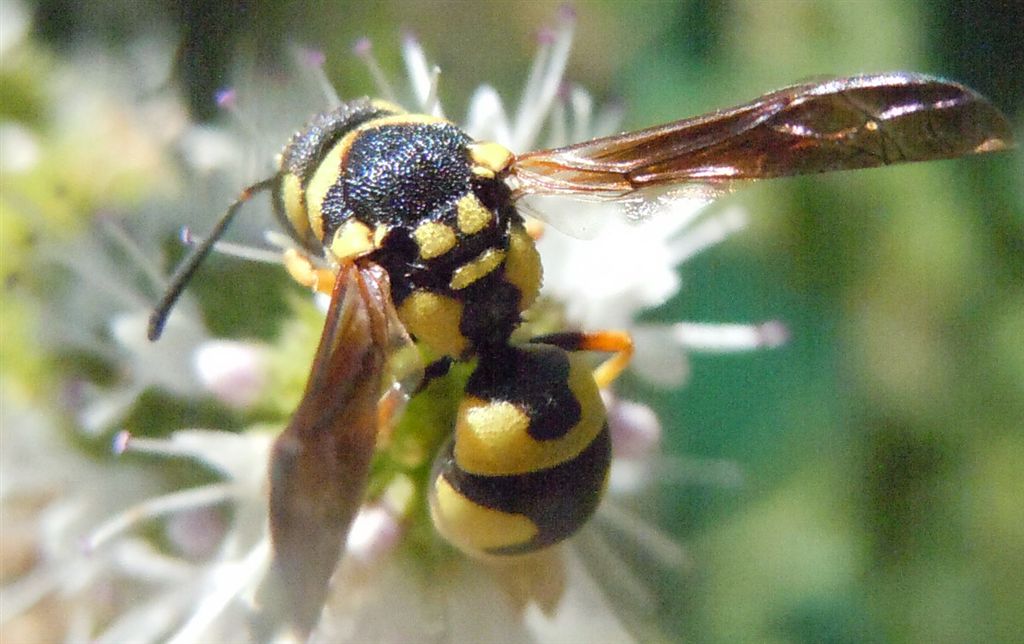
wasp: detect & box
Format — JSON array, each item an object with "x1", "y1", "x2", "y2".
[{"x1": 148, "y1": 72, "x2": 1011, "y2": 635}]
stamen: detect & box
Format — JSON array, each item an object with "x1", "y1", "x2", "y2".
[
  {"x1": 546, "y1": 88, "x2": 568, "y2": 148},
  {"x1": 81, "y1": 483, "x2": 237, "y2": 553},
  {"x1": 512, "y1": 31, "x2": 552, "y2": 147},
  {"x1": 181, "y1": 226, "x2": 284, "y2": 265},
  {"x1": 423, "y1": 65, "x2": 443, "y2": 117},
  {"x1": 568, "y1": 84, "x2": 593, "y2": 143},
  {"x1": 596, "y1": 500, "x2": 689, "y2": 569},
  {"x1": 165, "y1": 538, "x2": 271, "y2": 644},
  {"x1": 573, "y1": 526, "x2": 657, "y2": 609},
  {"x1": 263, "y1": 229, "x2": 302, "y2": 251},
  {"x1": 401, "y1": 31, "x2": 433, "y2": 110},
  {"x1": 668, "y1": 206, "x2": 748, "y2": 264},
  {"x1": 81, "y1": 386, "x2": 146, "y2": 436},
  {"x1": 51, "y1": 236, "x2": 152, "y2": 312},
  {"x1": 353, "y1": 37, "x2": 398, "y2": 103},
  {"x1": 295, "y1": 46, "x2": 341, "y2": 108},
  {"x1": 604, "y1": 395, "x2": 661, "y2": 460},
  {"x1": 653, "y1": 453, "x2": 745, "y2": 488},
  {"x1": 213, "y1": 86, "x2": 260, "y2": 141},
  {"x1": 109, "y1": 538, "x2": 194, "y2": 582},
  {"x1": 670, "y1": 320, "x2": 789, "y2": 352},
  {"x1": 520, "y1": 27, "x2": 552, "y2": 119},
  {"x1": 97, "y1": 215, "x2": 168, "y2": 292},
  {"x1": 464, "y1": 85, "x2": 512, "y2": 143},
  {"x1": 93, "y1": 583, "x2": 195, "y2": 643},
  {"x1": 513, "y1": 7, "x2": 576, "y2": 149},
  {"x1": 592, "y1": 97, "x2": 625, "y2": 137},
  {"x1": 116, "y1": 431, "x2": 202, "y2": 459}
]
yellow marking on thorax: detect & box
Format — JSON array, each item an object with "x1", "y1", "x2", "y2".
[
  {"x1": 456, "y1": 194, "x2": 493, "y2": 234},
  {"x1": 430, "y1": 477, "x2": 538, "y2": 554},
  {"x1": 467, "y1": 141, "x2": 514, "y2": 179},
  {"x1": 397, "y1": 290, "x2": 469, "y2": 358},
  {"x1": 450, "y1": 248, "x2": 506, "y2": 290},
  {"x1": 503, "y1": 224, "x2": 542, "y2": 311},
  {"x1": 330, "y1": 220, "x2": 376, "y2": 260},
  {"x1": 413, "y1": 221, "x2": 457, "y2": 259}
]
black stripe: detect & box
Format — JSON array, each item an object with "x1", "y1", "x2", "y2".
[
  {"x1": 436, "y1": 423, "x2": 611, "y2": 554},
  {"x1": 465, "y1": 344, "x2": 582, "y2": 441}
]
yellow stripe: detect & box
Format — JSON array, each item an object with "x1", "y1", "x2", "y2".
[
  {"x1": 280, "y1": 172, "x2": 311, "y2": 242},
  {"x1": 453, "y1": 352, "x2": 606, "y2": 476},
  {"x1": 430, "y1": 476, "x2": 537, "y2": 555},
  {"x1": 305, "y1": 134, "x2": 354, "y2": 242},
  {"x1": 449, "y1": 248, "x2": 505, "y2": 290},
  {"x1": 360, "y1": 112, "x2": 450, "y2": 129}
]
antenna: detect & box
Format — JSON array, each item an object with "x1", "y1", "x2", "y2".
[{"x1": 147, "y1": 176, "x2": 277, "y2": 340}]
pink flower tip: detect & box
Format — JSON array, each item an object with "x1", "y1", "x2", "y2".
[
  {"x1": 112, "y1": 430, "x2": 132, "y2": 455},
  {"x1": 401, "y1": 29, "x2": 419, "y2": 46},
  {"x1": 352, "y1": 37, "x2": 372, "y2": 57},
  {"x1": 213, "y1": 87, "x2": 237, "y2": 110},
  {"x1": 758, "y1": 320, "x2": 790, "y2": 348},
  {"x1": 300, "y1": 47, "x2": 326, "y2": 68}
]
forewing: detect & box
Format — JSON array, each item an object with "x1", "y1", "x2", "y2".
[
  {"x1": 510, "y1": 72, "x2": 1013, "y2": 198},
  {"x1": 256, "y1": 262, "x2": 397, "y2": 639}
]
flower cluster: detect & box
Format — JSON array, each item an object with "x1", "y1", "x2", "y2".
[{"x1": 1, "y1": 6, "x2": 785, "y2": 642}]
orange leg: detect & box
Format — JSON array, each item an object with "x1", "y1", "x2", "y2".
[
  {"x1": 283, "y1": 248, "x2": 337, "y2": 296},
  {"x1": 529, "y1": 330, "x2": 634, "y2": 389}
]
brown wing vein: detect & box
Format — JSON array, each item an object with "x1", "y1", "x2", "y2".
[{"x1": 510, "y1": 72, "x2": 1013, "y2": 199}]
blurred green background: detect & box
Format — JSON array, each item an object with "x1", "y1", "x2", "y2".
[{"x1": 7, "y1": 0, "x2": 1023, "y2": 642}]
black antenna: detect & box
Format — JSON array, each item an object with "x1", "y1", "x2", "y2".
[{"x1": 148, "y1": 176, "x2": 277, "y2": 341}]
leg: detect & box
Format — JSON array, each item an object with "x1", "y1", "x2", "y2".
[
  {"x1": 529, "y1": 330, "x2": 634, "y2": 389},
  {"x1": 412, "y1": 356, "x2": 455, "y2": 395},
  {"x1": 283, "y1": 248, "x2": 337, "y2": 296}
]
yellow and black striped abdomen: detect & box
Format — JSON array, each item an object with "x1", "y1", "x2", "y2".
[{"x1": 429, "y1": 343, "x2": 611, "y2": 556}]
